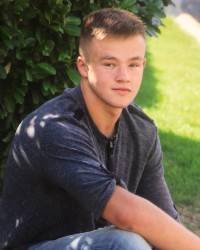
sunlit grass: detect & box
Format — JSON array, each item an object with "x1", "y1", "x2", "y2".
[{"x1": 135, "y1": 17, "x2": 200, "y2": 206}]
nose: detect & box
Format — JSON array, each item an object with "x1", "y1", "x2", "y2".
[{"x1": 115, "y1": 65, "x2": 130, "y2": 83}]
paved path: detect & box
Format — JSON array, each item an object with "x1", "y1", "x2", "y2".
[{"x1": 166, "y1": 0, "x2": 200, "y2": 43}]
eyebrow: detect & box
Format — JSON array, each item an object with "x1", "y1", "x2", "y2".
[{"x1": 99, "y1": 55, "x2": 144, "y2": 61}]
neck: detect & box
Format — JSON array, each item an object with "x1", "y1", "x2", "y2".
[
  {"x1": 91, "y1": 109, "x2": 120, "y2": 138},
  {"x1": 81, "y1": 83, "x2": 122, "y2": 138}
]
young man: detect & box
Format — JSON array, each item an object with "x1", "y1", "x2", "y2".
[{"x1": 0, "y1": 8, "x2": 200, "y2": 250}]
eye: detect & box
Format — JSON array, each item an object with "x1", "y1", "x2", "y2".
[
  {"x1": 104, "y1": 63, "x2": 115, "y2": 67},
  {"x1": 129, "y1": 63, "x2": 140, "y2": 68},
  {"x1": 129, "y1": 60, "x2": 144, "y2": 68}
]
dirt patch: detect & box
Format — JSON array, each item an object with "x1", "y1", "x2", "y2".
[{"x1": 177, "y1": 205, "x2": 200, "y2": 236}]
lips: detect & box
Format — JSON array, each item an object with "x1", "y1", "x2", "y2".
[{"x1": 112, "y1": 88, "x2": 131, "y2": 94}]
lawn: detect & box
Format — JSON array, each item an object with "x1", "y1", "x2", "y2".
[{"x1": 135, "y1": 16, "x2": 200, "y2": 209}]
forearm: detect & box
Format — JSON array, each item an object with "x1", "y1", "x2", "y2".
[
  {"x1": 102, "y1": 186, "x2": 200, "y2": 250},
  {"x1": 130, "y1": 197, "x2": 200, "y2": 250}
]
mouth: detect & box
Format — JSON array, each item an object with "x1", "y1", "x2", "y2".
[{"x1": 112, "y1": 88, "x2": 131, "y2": 95}]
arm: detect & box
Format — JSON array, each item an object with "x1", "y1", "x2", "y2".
[
  {"x1": 136, "y1": 133, "x2": 179, "y2": 221},
  {"x1": 102, "y1": 185, "x2": 200, "y2": 250}
]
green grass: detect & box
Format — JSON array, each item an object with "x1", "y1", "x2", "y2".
[{"x1": 135, "y1": 17, "x2": 200, "y2": 206}]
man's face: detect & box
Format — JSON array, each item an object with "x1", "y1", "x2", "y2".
[{"x1": 78, "y1": 34, "x2": 146, "y2": 111}]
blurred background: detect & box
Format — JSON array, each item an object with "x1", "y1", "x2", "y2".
[
  {"x1": 136, "y1": 0, "x2": 200, "y2": 235},
  {"x1": 166, "y1": 0, "x2": 200, "y2": 43}
]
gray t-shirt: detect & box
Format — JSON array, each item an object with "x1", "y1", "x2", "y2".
[{"x1": 0, "y1": 85, "x2": 179, "y2": 249}]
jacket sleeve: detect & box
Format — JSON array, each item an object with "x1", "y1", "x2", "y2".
[
  {"x1": 40, "y1": 115, "x2": 116, "y2": 219},
  {"x1": 136, "y1": 132, "x2": 180, "y2": 222}
]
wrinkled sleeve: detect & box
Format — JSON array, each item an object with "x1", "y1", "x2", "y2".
[
  {"x1": 40, "y1": 116, "x2": 116, "y2": 219},
  {"x1": 136, "y1": 132, "x2": 180, "y2": 221}
]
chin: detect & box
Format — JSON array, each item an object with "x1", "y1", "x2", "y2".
[{"x1": 113, "y1": 103, "x2": 130, "y2": 109}]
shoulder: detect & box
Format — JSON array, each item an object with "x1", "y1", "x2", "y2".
[
  {"x1": 119, "y1": 102, "x2": 158, "y2": 148},
  {"x1": 15, "y1": 86, "x2": 90, "y2": 145},
  {"x1": 122, "y1": 102, "x2": 156, "y2": 131},
  {"x1": 126, "y1": 102, "x2": 155, "y2": 124},
  {"x1": 21, "y1": 85, "x2": 85, "y2": 126}
]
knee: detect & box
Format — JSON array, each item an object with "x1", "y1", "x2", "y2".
[{"x1": 105, "y1": 227, "x2": 152, "y2": 250}]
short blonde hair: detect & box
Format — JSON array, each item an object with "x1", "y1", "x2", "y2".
[{"x1": 79, "y1": 8, "x2": 146, "y2": 57}]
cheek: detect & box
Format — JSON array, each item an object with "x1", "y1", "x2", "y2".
[
  {"x1": 130, "y1": 71, "x2": 144, "y2": 90},
  {"x1": 87, "y1": 66, "x2": 106, "y2": 84},
  {"x1": 133, "y1": 69, "x2": 144, "y2": 81}
]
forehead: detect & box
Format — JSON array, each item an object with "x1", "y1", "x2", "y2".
[{"x1": 88, "y1": 35, "x2": 146, "y2": 60}]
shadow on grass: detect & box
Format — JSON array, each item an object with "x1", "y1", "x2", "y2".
[
  {"x1": 135, "y1": 50, "x2": 161, "y2": 108},
  {"x1": 159, "y1": 130, "x2": 200, "y2": 207},
  {"x1": 136, "y1": 50, "x2": 200, "y2": 207}
]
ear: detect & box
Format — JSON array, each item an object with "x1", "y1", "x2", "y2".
[{"x1": 77, "y1": 56, "x2": 88, "y2": 78}]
